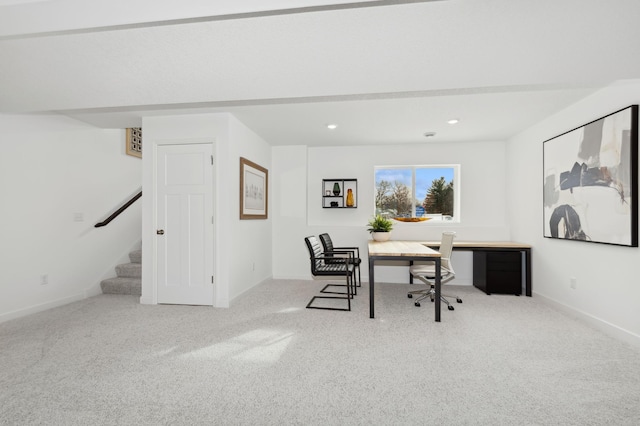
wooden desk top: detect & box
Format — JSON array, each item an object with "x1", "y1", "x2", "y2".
[
  {"x1": 421, "y1": 241, "x2": 532, "y2": 249},
  {"x1": 368, "y1": 240, "x2": 441, "y2": 257}
]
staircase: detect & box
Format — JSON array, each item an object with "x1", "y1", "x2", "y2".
[{"x1": 100, "y1": 249, "x2": 142, "y2": 295}]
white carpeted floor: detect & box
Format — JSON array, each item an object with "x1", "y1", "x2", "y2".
[{"x1": 1, "y1": 279, "x2": 640, "y2": 425}]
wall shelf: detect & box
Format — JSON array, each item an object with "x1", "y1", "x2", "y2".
[{"x1": 322, "y1": 179, "x2": 357, "y2": 208}]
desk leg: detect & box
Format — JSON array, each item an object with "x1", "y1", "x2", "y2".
[
  {"x1": 525, "y1": 248, "x2": 532, "y2": 297},
  {"x1": 369, "y1": 259, "x2": 375, "y2": 318},
  {"x1": 435, "y1": 258, "x2": 441, "y2": 322},
  {"x1": 409, "y1": 260, "x2": 414, "y2": 284}
]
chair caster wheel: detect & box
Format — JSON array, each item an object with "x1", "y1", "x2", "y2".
[
  {"x1": 457, "y1": 299, "x2": 463, "y2": 303},
  {"x1": 407, "y1": 294, "x2": 413, "y2": 298},
  {"x1": 448, "y1": 306, "x2": 454, "y2": 311},
  {"x1": 415, "y1": 302, "x2": 421, "y2": 307}
]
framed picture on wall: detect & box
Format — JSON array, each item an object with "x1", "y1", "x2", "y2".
[
  {"x1": 543, "y1": 105, "x2": 638, "y2": 247},
  {"x1": 240, "y1": 157, "x2": 268, "y2": 219}
]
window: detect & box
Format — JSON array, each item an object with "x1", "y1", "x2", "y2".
[{"x1": 374, "y1": 165, "x2": 459, "y2": 222}]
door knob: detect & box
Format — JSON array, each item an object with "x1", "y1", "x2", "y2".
[{"x1": 156, "y1": 229, "x2": 165, "y2": 235}]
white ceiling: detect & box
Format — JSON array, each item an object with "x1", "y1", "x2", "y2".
[{"x1": 1, "y1": 0, "x2": 639, "y2": 146}]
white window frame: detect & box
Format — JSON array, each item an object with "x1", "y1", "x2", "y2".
[{"x1": 374, "y1": 164, "x2": 461, "y2": 223}]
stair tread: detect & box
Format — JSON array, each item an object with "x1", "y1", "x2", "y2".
[
  {"x1": 129, "y1": 250, "x2": 142, "y2": 264},
  {"x1": 101, "y1": 277, "x2": 141, "y2": 295},
  {"x1": 102, "y1": 276, "x2": 140, "y2": 282},
  {"x1": 116, "y1": 262, "x2": 141, "y2": 278}
]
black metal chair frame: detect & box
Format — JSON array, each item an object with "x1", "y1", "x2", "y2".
[
  {"x1": 319, "y1": 233, "x2": 362, "y2": 292},
  {"x1": 304, "y1": 236, "x2": 356, "y2": 311}
]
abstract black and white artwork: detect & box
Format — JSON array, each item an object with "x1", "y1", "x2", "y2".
[{"x1": 543, "y1": 105, "x2": 638, "y2": 247}]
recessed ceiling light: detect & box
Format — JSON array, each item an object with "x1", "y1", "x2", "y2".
[
  {"x1": 326, "y1": 124, "x2": 338, "y2": 130},
  {"x1": 423, "y1": 132, "x2": 436, "y2": 138},
  {"x1": 447, "y1": 119, "x2": 459, "y2": 125}
]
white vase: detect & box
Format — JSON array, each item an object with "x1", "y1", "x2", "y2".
[{"x1": 372, "y1": 232, "x2": 391, "y2": 242}]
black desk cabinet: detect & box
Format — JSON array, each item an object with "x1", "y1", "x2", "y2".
[{"x1": 473, "y1": 251, "x2": 522, "y2": 295}]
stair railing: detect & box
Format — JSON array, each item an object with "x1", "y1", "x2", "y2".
[{"x1": 95, "y1": 189, "x2": 142, "y2": 228}]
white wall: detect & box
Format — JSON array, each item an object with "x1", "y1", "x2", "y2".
[
  {"x1": 0, "y1": 114, "x2": 142, "y2": 322},
  {"x1": 507, "y1": 80, "x2": 640, "y2": 343},
  {"x1": 272, "y1": 140, "x2": 508, "y2": 284},
  {"x1": 272, "y1": 145, "x2": 310, "y2": 279},
  {"x1": 228, "y1": 115, "x2": 273, "y2": 299},
  {"x1": 141, "y1": 113, "x2": 272, "y2": 307}
]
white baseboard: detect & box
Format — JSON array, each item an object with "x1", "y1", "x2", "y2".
[
  {"x1": 535, "y1": 292, "x2": 640, "y2": 349},
  {"x1": 0, "y1": 292, "x2": 86, "y2": 324}
]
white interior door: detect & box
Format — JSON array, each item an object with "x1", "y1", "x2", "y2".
[{"x1": 156, "y1": 143, "x2": 214, "y2": 305}]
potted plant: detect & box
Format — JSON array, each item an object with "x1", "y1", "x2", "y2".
[{"x1": 367, "y1": 215, "x2": 393, "y2": 242}]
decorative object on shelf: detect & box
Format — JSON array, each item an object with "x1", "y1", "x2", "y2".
[
  {"x1": 394, "y1": 217, "x2": 431, "y2": 222},
  {"x1": 367, "y1": 215, "x2": 393, "y2": 241},
  {"x1": 322, "y1": 179, "x2": 357, "y2": 208},
  {"x1": 543, "y1": 104, "x2": 638, "y2": 247},
  {"x1": 346, "y1": 188, "x2": 354, "y2": 207},
  {"x1": 240, "y1": 157, "x2": 268, "y2": 220},
  {"x1": 126, "y1": 127, "x2": 142, "y2": 158}
]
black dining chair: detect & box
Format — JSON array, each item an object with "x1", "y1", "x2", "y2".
[
  {"x1": 319, "y1": 233, "x2": 362, "y2": 291},
  {"x1": 304, "y1": 236, "x2": 356, "y2": 311}
]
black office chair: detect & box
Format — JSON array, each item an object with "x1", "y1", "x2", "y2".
[
  {"x1": 304, "y1": 236, "x2": 356, "y2": 311},
  {"x1": 407, "y1": 231, "x2": 462, "y2": 310},
  {"x1": 319, "y1": 233, "x2": 362, "y2": 291}
]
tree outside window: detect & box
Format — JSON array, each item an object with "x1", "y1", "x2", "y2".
[{"x1": 423, "y1": 176, "x2": 454, "y2": 216}]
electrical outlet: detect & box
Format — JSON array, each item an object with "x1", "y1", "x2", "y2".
[
  {"x1": 41, "y1": 274, "x2": 48, "y2": 285},
  {"x1": 570, "y1": 277, "x2": 577, "y2": 289}
]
